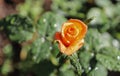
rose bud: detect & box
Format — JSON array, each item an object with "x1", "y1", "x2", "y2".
[{"x1": 55, "y1": 19, "x2": 87, "y2": 55}]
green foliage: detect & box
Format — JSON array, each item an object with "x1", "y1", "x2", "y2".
[
  {"x1": 0, "y1": 15, "x2": 35, "y2": 43},
  {"x1": 87, "y1": 0, "x2": 120, "y2": 32},
  {"x1": 79, "y1": 51, "x2": 94, "y2": 73},
  {"x1": 31, "y1": 38, "x2": 51, "y2": 63},
  {"x1": 69, "y1": 53, "x2": 82, "y2": 75},
  {"x1": 88, "y1": 63, "x2": 107, "y2": 76},
  {"x1": 96, "y1": 54, "x2": 120, "y2": 71},
  {"x1": 1, "y1": 60, "x2": 13, "y2": 75},
  {"x1": 18, "y1": 0, "x2": 44, "y2": 19},
  {"x1": 31, "y1": 12, "x2": 66, "y2": 63},
  {"x1": 37, "y1": 12, "x2": 66, "y2": 38},
  {"x1": 3, "y1": 44, "x2": 13, "y2": 58},
  {"x1": 0, "y1": 0, "x2": 120, "y2": 76},
  {"x1": 57, "y1": 61, "x2": 75, "y2": 76},
  {"x1": 84, "y1": 29, "x2": 102, "y2": 52},
  {"x1": 51, "y1": 0, "x2": 86, "y2": 18},
  {"x1": 77, "y1": 27, "x2": 120, "y2": 76}
]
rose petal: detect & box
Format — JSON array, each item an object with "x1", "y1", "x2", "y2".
[
  {"x1": 55, "y1": 32, "x2": 84, "y2": 55},
  {"x1": 68, "y1": 19, "x2": 87, "y2": 40},
  {"x1": 55, "y1": 32, "x2": 67, "y2": 54},
  {"x1": 63, "y1": 39, "x2": 84, "y2": 55}
]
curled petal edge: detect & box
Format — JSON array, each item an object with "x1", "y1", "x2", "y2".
[{"x1": 56, "y1": 38, "x2": 84, "y2": 55}]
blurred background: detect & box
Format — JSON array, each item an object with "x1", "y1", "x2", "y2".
[{"x1": 0, "y1": 0, "x2": 120, "y2": 76}]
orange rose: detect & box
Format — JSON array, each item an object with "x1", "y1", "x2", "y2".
[{"x1": 55, "y1": 19, "x2": 87, "y2": 55}]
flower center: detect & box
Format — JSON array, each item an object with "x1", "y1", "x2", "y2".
[
  {"x1": 62, "y1": 23, "x2": 80, "y2": 46},
  {"x1": 67, "y1": 26, "x2": 78, "y2": 37}
]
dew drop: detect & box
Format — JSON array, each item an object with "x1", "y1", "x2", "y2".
[
  {"x1": 117, "y1": 56, "x2": 120, "y2": 60},
  {"x1": 33, "y1": 56, "x2": 37, "y2": 60},
  {"x1": 41, "y1": 37, "x2": 45, "y2": 43},
  {"x1": 49, "y1": 46, "x2": 52, "y2": 50},
  {"x1": 112, "y1": 39, "x2": 119, "y2": 48},
  {"x1": 95, "y1": 67, "x2": 98, "y2": 70},
  {"x1": 43, "y1": 19, "x2": 46, "y2": 22},
  {"x1": 88, "y1": 67, "x2": 91, "y2": 70},
  {"x1": 54, "y1": 24, "x2": 57, "y2": 27},
  {"x1": 91, "y1": 53, "x2": 94, "y2": 57}
]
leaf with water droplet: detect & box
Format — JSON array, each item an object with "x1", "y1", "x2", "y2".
[
  {"x1": 96, "y1": 54, "x2": 120, "y2": 71},
  {"x1": 31, "y1": 12, "x2": 66, "y2": 63},
  {"x1": 37, "y1": 12, "x2": 66, "y2": 38},
  {"x1": 31, "y1": 38, "x2": 51, "y2": 63},
  {"x1": 79, "y1": 51, "x2": 94, "y2": 73},
  {"x1": 88, "y1": 63, "x2": 107, "y2": 76}
]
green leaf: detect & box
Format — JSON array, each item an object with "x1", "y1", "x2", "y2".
[
  {"x1": 58, "y1": 70, "x2": 75, "y2": 76},
  {"x1": 1, "y1": 60, "x2": 13, "y2": 75},
  {"x1": 18, "y1": 0, "x2": 43, "y2": 19},
  {"x1": 84, "y1": 17, "x2": 94, "y2": 25},
  {"x1": 79, "y1": 51, "x2": 94, "y2": 73},
  {"x1": 95, "y1": 0, "x2": 112, "y2": 7},
  {"x1": 31, "y1": 38, "x2": 51, "y2": 63},
  {"x1": 88, "y1": 63, "x2": 107, "y2": 76},
  {"x1": 96, "y1": 54, "x2": 120, "y2": 71},
  {"x1": 58, "y1": 61, "x2": 75, "y2": 76},
  {"x1": 3, "y1": 44, "x2": 13, "y2": 58},
  {"x1": 100, "y1": 47, "x2": 120, "y2": 60},
  {"x1": 37, "y1": 12, "x2": 66, "y2": 38},
  {"x1": 33, "y1": 60, "x2": 55, "y2": 76},
  {"x1": 31, "y1": 12, "x2": 66, "y2": 63},
  {"x1": 51, "y1": 0, "x2": 85, "y2": 18},
  {"x1": 87, "y1": 8, "x2": 109, "y2": 32},
  {"x1": 0, "y1": 14, "x2": 35, "y2": 43},
  {"x1": 84, "y1": 29, "x2": 102, "y2": 52},
  {"x1": 51, "y1": 43, "x2": 60, "y2": 57}
]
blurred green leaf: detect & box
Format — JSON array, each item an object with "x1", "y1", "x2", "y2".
[
  {"x1": 37, "y1": 12, "x2": 66, "y2": 38},
  {"x1": 51, "y1": 0, "x2": 85, "y2": 18},
  {"x1": 31, "y1": 12, "x2": 66, "y2": 63},
  {"x1": 84, "y1": 29, "x2": 102, "y2": 52},
  {"x1": 33, "y1": 60, "x2": 55, "y2": 76},
  {"x1": 3, "y1": 44, "x2": 13, "y2": 58},
  {"x1": 88, "y1": 63, "x2": 107, "y2": 76},
  {"x1": 18, "y1": 0, "x2": 44, "y2": 19},
  {"x1": 0, "y1": 14, "x2": 35, "y2": 43},
  {"x1": 1, "y1": 60, "x2": 13, "y2": 75},
  {"x1": 99, "y1": 40, "x2": 120, "y2": 59},
  {"x1": 96, "y1": 54, "x2": 120, "y2": 71},
  {"x1": 31, "y1": 38, "x2": 51, "y2": 63},
  {"x1": 84, "y1": 17, "x2": 94, "y2": 25},
  {"x1": 87, "y1": 8, "x2": 108, "y2": 25},
  {"x1": 79, "y1": 51, "x2": 94, "y2": 73},
  {"x1": 58, "y1": 60, "x2": 75, "y2": 76},
  {"x1": 95, "y1": 0, "x2": 112, "y2": 7},
  {"x1": 58, "y1": 70, "x2": 75, "y2": 76}
]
